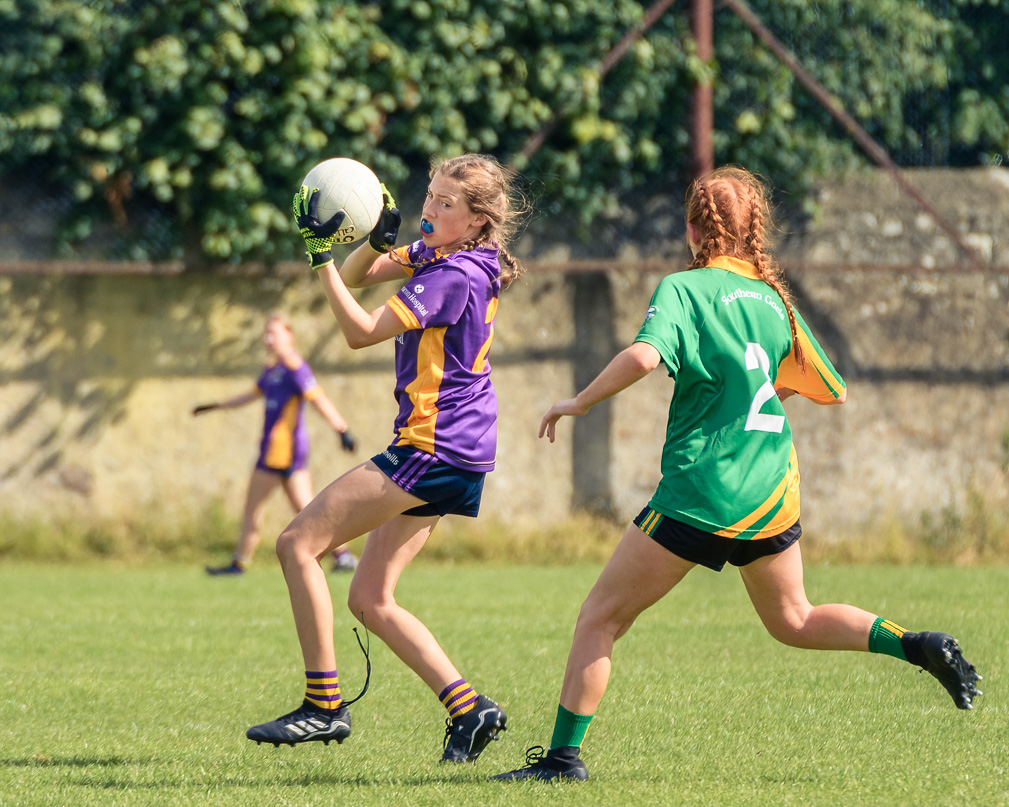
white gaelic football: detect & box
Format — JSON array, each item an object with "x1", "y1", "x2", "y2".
[{"x1": 301, "y1": 157, "x2": 383, "y2": 244}]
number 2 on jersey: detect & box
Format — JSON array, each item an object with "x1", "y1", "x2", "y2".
[{"x1": 743, "y1": 342, "x2": 784, "y2": 433}]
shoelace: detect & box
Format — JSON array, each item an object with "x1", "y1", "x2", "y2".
[
  {"x1": 340, "y1": 621, "x2": 372, "y2": 708},
  {"x1": 521, "y1": 745, "x2": 548, "y2": 768},
  {"x1": 441, "y1": 708, "x2": 471, "y2": 748},
  {"x1": 442, "y1": 712, "x2": 468, "y2": 748}
]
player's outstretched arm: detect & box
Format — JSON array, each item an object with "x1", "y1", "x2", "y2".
[
  {"x1": 191, "y1": 389, "x2": 261, "y2": 415},
  {"x1": 540, "y1": 341, "x2": 661, "y2": 442},
  {"x1": 309, "y1": 389, "x2": 350, "y2": 435}
]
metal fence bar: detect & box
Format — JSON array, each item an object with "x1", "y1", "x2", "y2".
[
  {"x1": 723, "y1": 0, "x2": 987, "y2": 271},
  {"x1": 0, "y1": 259, "x2": 995, "y2": 277},
  {"x1": 511, "y1": 0, "x2": 681, "y2": 167}
]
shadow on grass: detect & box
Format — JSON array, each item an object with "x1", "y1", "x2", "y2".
[
  {"x1": 1, "y1": 756, "x2": 497, "y2": 789},
  {"x1": 0, "y1": 755, "x2": 142, "y2": 768},
  {"x1": 275, "y1": 771, "x2": 493, "y2": 787}
]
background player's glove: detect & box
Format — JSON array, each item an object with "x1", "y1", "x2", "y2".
[
  {"x1": 293, "y1": 185, "x2": 346, "y2": 269},
  {"x1": 192, "y1": 403, "x2": 217, "y2": 416},
  {"x1": 339, "y1": 430, "x2": 357, "y2": 453},
  {"x1": 368, "y1": 183, "x2": 401, "y2": 254}
]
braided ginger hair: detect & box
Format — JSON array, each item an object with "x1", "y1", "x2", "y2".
[{"x1": 685, "y1": 166, "x2": 806, "y2": 370}]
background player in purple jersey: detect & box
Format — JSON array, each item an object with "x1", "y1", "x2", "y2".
[
  {"x1": 244, "y1": 155, "x2": 527, "y2": 763},
  {"x1": 192, "y1": 312, "x2": 358, "y2": 575}
]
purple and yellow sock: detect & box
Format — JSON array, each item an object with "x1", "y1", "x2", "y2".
[
  {"x1": 305, "y1": 669, "x2": 342, "y2": 711},
  {"x1": 868, "y1": 617, "x2": 908, "y2": 661},
  {"x1": 439, "y1": 678, "x2": 478, "y2": 719}
]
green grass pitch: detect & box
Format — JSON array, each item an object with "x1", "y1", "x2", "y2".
[{"x1": 1, "y1": 562, "x2": 1005, "y2": 806}]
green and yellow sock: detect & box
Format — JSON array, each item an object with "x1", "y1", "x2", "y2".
[
  {"x1": 868, "y1": 617, "x2": 908, "y2": 661},
  {"x1": 305, "y1": 669, "x2": 342, "y2": 711},
  {"x1": 549, "y1": 703, "x2": 593, "y2": 752}
]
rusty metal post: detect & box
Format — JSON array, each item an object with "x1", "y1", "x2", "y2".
[{"x1": 690, "y1": 0, "x2": 714, "y2": 178}]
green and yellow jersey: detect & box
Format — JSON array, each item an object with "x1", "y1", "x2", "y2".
[{"x1": 634, "y1": 256, "x2": 845, "y2": 539}]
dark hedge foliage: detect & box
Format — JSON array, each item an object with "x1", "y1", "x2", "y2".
[{"x1": 0, "y1": 0, "x2": 1005, "y2": 265}]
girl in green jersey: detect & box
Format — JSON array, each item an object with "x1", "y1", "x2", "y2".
[{"x1": 495, "y1": 167, "x2": 981, "y2": 783}]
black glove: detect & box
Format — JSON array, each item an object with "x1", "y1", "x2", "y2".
[
  {"x1": 339, "y1": 430, "x2": 357, "y2": 452},
  {"x1": 192, "y1": 403, "x2": 217, "y2": 416},
  {"x1": 368, "y1": 183, "x2": 401, "y2": 254},
  {"x1": 293, "y1": 184, "x2": 348, "y2": 269}
]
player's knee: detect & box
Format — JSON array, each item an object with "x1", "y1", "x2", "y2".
[
  {"x1": 575, "y1": 596, "x2": 634, "y2": 641},
  {"x1": 347, "y1": 582, "x2": 385, "y2": 623},
  {"x1": 274, "y1": 527, "x2": 308, "y2": 567},
  {"x1": 346, "y1": 586, "x2": 368, "y2": 620},
  {"x1": 346, "y1": 596, "x2": 368, "y2": 625},
  {"x1": 762, "y1": 607, "x2": 811, "y2": 646},
  {"x1": 275, "y1": 530, "x2": 293, "y2": 564}
]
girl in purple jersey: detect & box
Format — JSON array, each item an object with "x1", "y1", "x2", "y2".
[
  {"x1": 246, "y1": 155, "x2": 526, "y2": 763},
  {"x1": 193, "y1": 313, "x2": 358, "y2": 575}
]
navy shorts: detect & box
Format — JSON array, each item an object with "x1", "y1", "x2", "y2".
[
  {"x1": 371, "y1": 445, "x2": 486, "y2": 518},
  {"x1": 256, "y1": 462, "x2": 297, "y2": 479},
  {"x1": 634, "y1": 507, "x2": 801, "y2": 572}
]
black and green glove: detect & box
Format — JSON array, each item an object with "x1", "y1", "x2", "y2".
[
  {"x1": 368, "y1": 183, "x2": 401, "y2": 254},
  {"x1": 293, "y1": 185, "x2": 347, "y2": 269}
]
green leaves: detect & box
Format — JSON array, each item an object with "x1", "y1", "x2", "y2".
[{"x1": 0, "y1": 0, "x2": 1006, "y2": 264}]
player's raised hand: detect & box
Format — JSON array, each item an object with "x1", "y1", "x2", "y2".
[
  {"x1": 293, "y1": 185, "x2": 347, "y2": 268},
  {"x1": 368, "y1": 183, "x2": 401, "y2": 254}
]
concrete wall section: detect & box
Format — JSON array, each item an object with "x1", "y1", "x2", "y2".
[{"x1": 2, "y1": 168, "x2": 1008, "y2": 539}]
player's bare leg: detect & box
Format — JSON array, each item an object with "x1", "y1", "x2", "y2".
[
  {"x1": 496, "y1": 525, "x2": 694, "y2": 781},
  {"x1": 281, "y1": 469, "x2": 357, "y2": 572},
  {"x1": 740, "y1": 542, "x2": 981, "y2": 708},
  {"x1": 739, "y1": 542, "x2": 875, "y2": 650},
  {"x1": 559, "y1": 525, "x2": 695, "y2": 715},
  {"x1": 281, "y1": 467, "x2": 314, "y2": 512},
  {"x1": 348, "y1": 515, "x2": 507, "y2": 762},
  {"x1": 247, "y1": 461, "x2": 421, "y2": 747},
  {"x1": 276, "y1": 461, "x2": 421, "y2": 671},
  {"x1": 207, "y1": 468, "x2": 280, "y2": 575},
  {"x1": 347, "y1": 514, "x2": 457, "y2": 688}
]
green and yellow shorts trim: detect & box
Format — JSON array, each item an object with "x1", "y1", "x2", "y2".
[{"x1": 634, "y1": 507, "x2": 801, "y2": 571}]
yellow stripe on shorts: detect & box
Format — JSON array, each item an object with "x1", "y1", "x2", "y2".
[{"x1": 639, "y1": 509, "x2": 663, "y2": 536}]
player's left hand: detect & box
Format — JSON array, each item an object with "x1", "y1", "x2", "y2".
[
  {"x1": 293, "y1": 185, "x2": 347, "y2": 268},
  {"x1": 368, "y1": 183, "x2": 401, "y2": 254},
  {"x1": 339, "y1": 430, "x2": 357, "y2": 452},
  {"x1": 539, "y1": 398, "x2": 588, "y2": 442}
]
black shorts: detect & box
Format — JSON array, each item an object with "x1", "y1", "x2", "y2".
[
  {"x1": 255, "y1": 463, "x2": 297, "y2": 479},
  {"x1": 633, "y1": 507, "x2": 801, "y2": 572},
  {"x1": 371, "y1": 445, "x2": 486, "y2": 518}
]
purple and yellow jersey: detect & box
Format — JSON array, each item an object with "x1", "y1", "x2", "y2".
[
  {"x1": 255, "y1": 357, "x2": 321, "y2": 472},
  {"x1": 384, "y1": 241, "x2": 501, "y2": 472},
  {"x1": 634, "y1": 256, "x2": 845, "y2": 539}
]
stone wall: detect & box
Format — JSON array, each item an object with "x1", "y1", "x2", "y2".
[{"x1": 1, "y1": 168, "x2": 1008, "y2": 540}]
